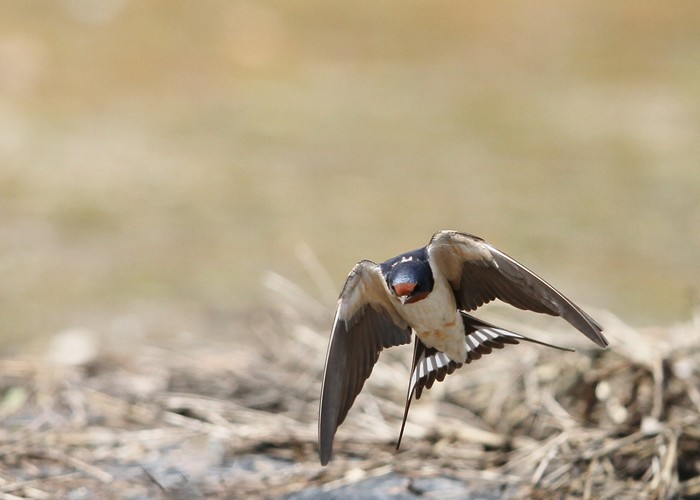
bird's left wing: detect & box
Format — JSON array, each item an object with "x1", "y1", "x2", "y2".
[
  {"x1": 427, "y1": 230, "x2": 607, "y2": 348},
  {"x1": 319, "y1": 260, "x2": 412, "y2": 465}
]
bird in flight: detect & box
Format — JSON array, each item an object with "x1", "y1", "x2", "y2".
[{"x1": 318, "y1": 230, "x2": 608, "y2": 465}]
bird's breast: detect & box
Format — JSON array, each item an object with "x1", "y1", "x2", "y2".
[
  {"x1": 395, "y1": 275, "x2": 466, "y2": 362},
  {"x1": 413, "y1": 316, "x2": 466, "y2": 363}
]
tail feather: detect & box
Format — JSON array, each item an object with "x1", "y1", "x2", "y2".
[{"x1": 396, "y1": 313, "x2": 573, "y2": 450}]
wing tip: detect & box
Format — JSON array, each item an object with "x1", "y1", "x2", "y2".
[
  {"x1": 592, "y1": 331, "x2": 609, "y2": 348},
  {"x1": 318, "y1": 420, "x2": 335, "y2": 465},
  {"x1": 579, "y1": 316, "x2": 608, "y2": 348}
]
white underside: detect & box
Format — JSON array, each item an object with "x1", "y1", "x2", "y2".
[{"x1": 390, "y1": 271, "x2": 466, "y2": 362}]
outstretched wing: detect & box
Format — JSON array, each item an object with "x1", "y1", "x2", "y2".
[
  {"x1": 396, "y1": 313, "x2": 573, "y2": 449},
  {"x1": 427, "y1": 230, "x2": 607, "y2": 348},
  {"x1": 319, "y1": 260, "x2": 412, "y2": 465}
]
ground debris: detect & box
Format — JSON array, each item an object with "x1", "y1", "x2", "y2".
[{"x1": 0, "y1": 306, "x2": 699, "y2": 498}]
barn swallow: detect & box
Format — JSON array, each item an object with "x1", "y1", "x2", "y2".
[{"x1": 318, "y1": 230, "x2": 608, "y2": 465}]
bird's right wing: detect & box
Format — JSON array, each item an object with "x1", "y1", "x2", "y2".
[{"x1": 319, "y1": 260, "x2": 412, "y2": 465}]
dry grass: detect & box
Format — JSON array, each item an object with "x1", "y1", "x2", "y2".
[{"x1": 1, "y1": 277, "x2": 699, "y2": 499}]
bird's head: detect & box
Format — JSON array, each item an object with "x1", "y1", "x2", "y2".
[{"x1": 384, "y1": 256, "x2": 434, "y2": 305}]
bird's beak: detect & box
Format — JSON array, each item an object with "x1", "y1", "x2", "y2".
[{"x1": 399, "y1": 295, "x2": 409, "y2": 305}]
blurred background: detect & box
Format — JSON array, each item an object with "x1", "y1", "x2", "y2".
[{"x1": 1, "y1": 0, "x2": 699, "y2": 352}]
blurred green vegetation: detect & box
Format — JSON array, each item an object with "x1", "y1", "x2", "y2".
[{"x1": 1, "y1": 1, "x2": 699, "y2": 348}]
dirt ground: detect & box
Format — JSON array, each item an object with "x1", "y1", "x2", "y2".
[{"x1": 2, "y1": 286, "x2": 700, "y2": 499}]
